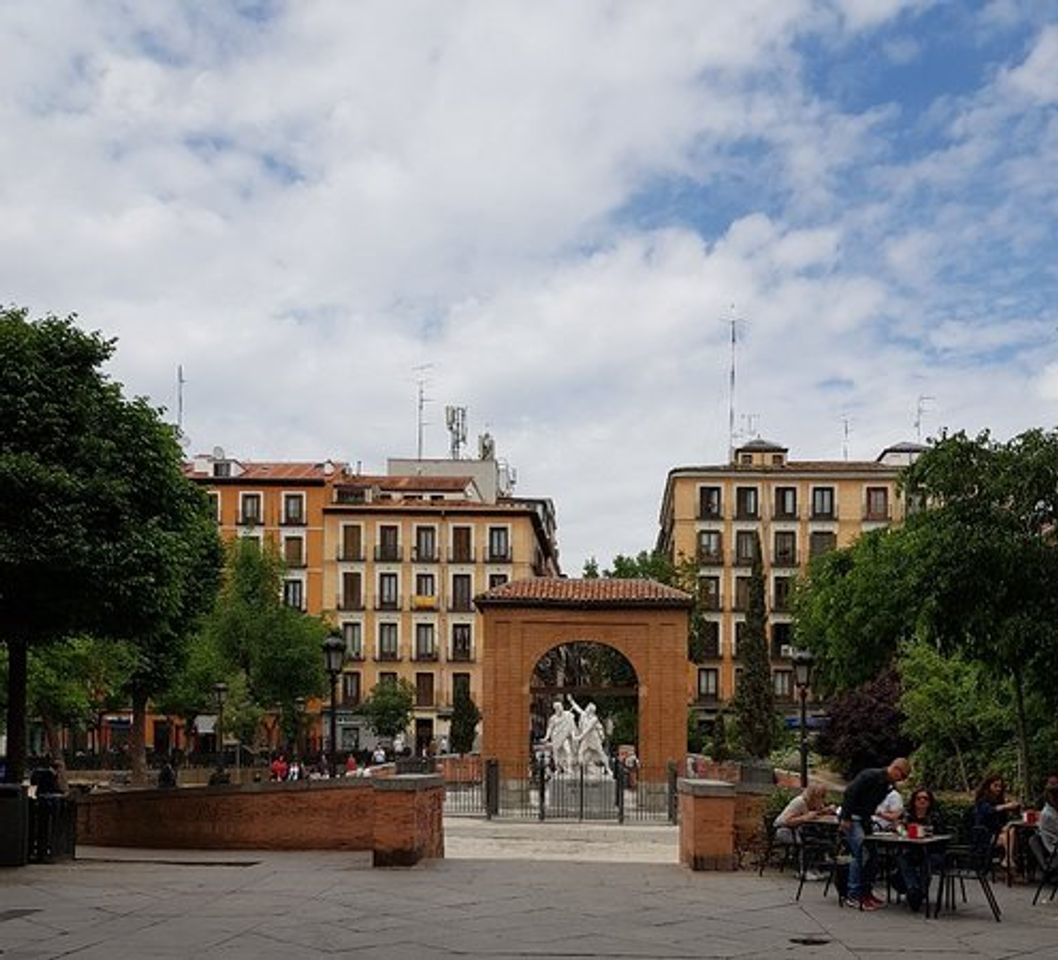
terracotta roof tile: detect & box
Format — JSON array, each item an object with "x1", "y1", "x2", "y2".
[
  {"x1": 337, "y1": 475, "x2": 474, "y2": 492},
  {"x1": 185, "y1": 461, "x2": 345, "y2": 482},
  {"x1": 476, "y1": 577, "x2": 693, "y2": 608}
]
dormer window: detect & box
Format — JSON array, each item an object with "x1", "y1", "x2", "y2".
[{"x1": 213, "y1": 461, "x2": 231, "y2": 478}]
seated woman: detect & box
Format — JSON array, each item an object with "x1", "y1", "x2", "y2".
[
  {"x1": 973, "y1": 772, "x2": 1020, "y2": 865},
  {"x1": 774, "y1": 783, "x2": 833, "y2": 845},
  {"x1": 1040, "y1": 784, "x2": 1058, "y2": 856},
  {"x1": 894, "y1": 787, "x2": 946, "y2": 912}
]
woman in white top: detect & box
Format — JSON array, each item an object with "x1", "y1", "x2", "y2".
[
  {"x1": 872, "y1": 787, "x2": 904, "y2": 833},
  {"x1": 774, "y1": 783, "x2": 832, "y2": 844}
]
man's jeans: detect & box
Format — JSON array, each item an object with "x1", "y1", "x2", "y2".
[{"x1": 845, "y1": 818, "x2": 874, "y2": 900}]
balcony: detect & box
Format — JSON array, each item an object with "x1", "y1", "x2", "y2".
[
  {"x1": 374, "y1": 545, "x2": 403, "y2": 562},
  {"x1": 695, "y1": 693, "x2": 720, "y2": 707},
  {"x1": 411, "y1": 594, "x2": 439, "y2": 611},
  {"x1": 412, "y1": 546, "x2": 438, "y2": 563},
  {"x1": 771, "y1": 642, "x2": 794, "y2": 660},
  {"x1": 772, "y1": 552, "x2": 799, "y2": 569},
  {"x1": 415, "y1": 695, "x2": 436, "y2": 709},
  {"x1": 375, "y1": 650, "x2": 400, "y2": 662},
  {"x1": 735, "y1": 509, "x2": 760, "y2": 521},
  {"x1": 337, "y1": 548, "x2": 364, "y2": 561},
  {"x1": 447, "y1": 548, "x2": 476, "y2": 563},
  {"x1": 698, "y1": 594, "x2": 723, "y2": 612},
  {"x1": 340, "y1": 693, "x2": 362, "y2": 709},
  {"x1": 691, "y1": 639, "x2": 721, "y2": 662},
  {"x1": 863, "y1": 509, "x2": 891, "y2": 522},
  {"x1": 449, "y1": 648, "x2": 474, "y2": 663},
  {"x1": 374, "y1": 596, "x2": 402, "y2": 611},
  {"x1": 238, "y1": 513, "x2": 262, "y2": 526},
  {"x1": 284, "y1": 556, "x2": 307, "y2": 569},
  {"x1": 733, "y1": 552, "x2": 759, "y2": 568},
  {"x1": 344, "y1": 650, "x2": 365, "y2": 663},
  {"x1": 772, "y1": 508, "x2": 799, "y2": 521},
  {"x1": 413, "y1": 649, "x2": 439, "y2": 662},
  {"x1": 772, "y1": 595, "x2": 791, "y2": 613},
  {"x1": 337, "y1": 597, "x2": 364, "y2": 611},
  {"x1": 485, "y1": 548, "x2": 512, "y2": 563},
  {"x1": 696, "y1": 551, "x2": 724, "y2": 567},
  {"x1": 810, "y1": 509, "x2": 837, "y2": 521},
  {"x1": 280, "y1": 514, "x2": 305, "y2": 527},
  {"x1": 697, "y1": 507, "x2": 723, "y2": 521}
]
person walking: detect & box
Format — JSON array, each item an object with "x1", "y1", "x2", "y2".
[{"x1": 840, "y1": 758, "x2": 910, "y2": 911}]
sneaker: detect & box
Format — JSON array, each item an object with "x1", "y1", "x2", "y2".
[
  {"x1": 864, "y1": 894, "x2": 887, "y2": 909},
  {"x1": 852, "y1": 897, "x2": 881, "y2": 912}
]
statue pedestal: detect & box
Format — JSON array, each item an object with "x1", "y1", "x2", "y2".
[{"x1": 541, "y1": 774, "x2": 616, "y2": 820}]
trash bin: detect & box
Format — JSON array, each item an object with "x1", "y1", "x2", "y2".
[
  {"x1": 0, "y1": 784, "x2": 30, "y2": 867},
  {"x1": 29, "y1": 795, "x2": 77, "y2": 863}
]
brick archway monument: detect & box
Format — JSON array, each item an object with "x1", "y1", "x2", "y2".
[{"x1": 476, "y1": 578, "x2": 693, "y2": 780}]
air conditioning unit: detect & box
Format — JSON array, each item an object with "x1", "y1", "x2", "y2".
[{"x1": 780, "y1": 644, "x2": 795, "y2": 658}]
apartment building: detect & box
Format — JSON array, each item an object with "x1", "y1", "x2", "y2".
[
  {"x1": 323, "y1": 458, "x2": 560, "y2": 755},
  {"x1": 657, "y1": 438, "x2": 924, "y2": 727}
]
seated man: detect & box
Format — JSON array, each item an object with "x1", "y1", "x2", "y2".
[
  {"x1": 872, "y1": 787, "x2": 904, "y2": 833},
  {"x1": 840, "y1": 757, "x2": 911, "y2": 911},
  {"x1": 1040, "y1": 784, "x2": 1058, "y2": 856},
  {"x1": 774, "y1": 783, "x2": 832, "y2": 845}
]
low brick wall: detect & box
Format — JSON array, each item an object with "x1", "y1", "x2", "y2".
[
  {"x1": 437, "y1": 755, "x2": 481, "y2": 784},
  {"x1": 678, "y1": 778, "x2": 736, "y2": 871},
  {"x1": 77, "y1": 775, "x2": 444, "y2": 866}
]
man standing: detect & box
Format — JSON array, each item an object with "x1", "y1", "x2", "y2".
[{"x1": 840, "y1": 757, "x2": 910, "y2": 910}]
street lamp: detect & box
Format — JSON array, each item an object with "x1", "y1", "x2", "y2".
[
  {"x1": 322, "y1": 633, "x2": 345, "y2": 777},
  {"x1": 792, "y1": 651, "x2": 814, "y2": 789},
  {"x1": 293, "y1": 696, "x2": 306, "y2": 757},
  {"x1": 212, "y1": 681, "x2": 229, "y2": 782}
]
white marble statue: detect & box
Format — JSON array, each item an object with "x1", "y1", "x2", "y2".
[
  {"x1": 543, "y1": 700, "x2": 577, "y2": 773},
  {"x1": 568, "y1": 695, "x2": 611, "y2": 777}
]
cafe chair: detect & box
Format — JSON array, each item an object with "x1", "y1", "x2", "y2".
[
  {"x1": 1027, "y1": 835, "x2": 1058, "y2": 906},
  {"x1": 757, "y1": 816, "x2": 799, "y2": 876},
  {"x1": 937, "y1": 826, "x2": 1002, "y2": 922},
  {"x1": 796, "y1": 828, "x2": 848, "y2": 906}
]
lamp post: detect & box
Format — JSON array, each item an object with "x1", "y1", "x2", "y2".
[
  {"x1": 293, "y1": 696, "x2": 306, "y2": 758},
  {"x1": 792, "y1": 651, "x2": 814, "y2": 789},
  {"x1": 322, "y1": 633, "x2": 345, "y2": 778},
  {"x1": 212, "y1": 681, "x2": 229, "y2": 782}
]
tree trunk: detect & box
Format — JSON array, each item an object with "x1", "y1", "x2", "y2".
[
  {"x1": 4, "y1": 634, "x2": 28, "y2": 784},
  {"x1": 41, "y1": 716, "x2": 69, "y2": 793},
  {"x1": 1012, "y1": 666, "x2": 1031, "y2": 803},
  {"x1": 952, "y1": 738, "x2": 970, "y2": 793},
  {"x1": 130, "y1": 687, "x2": 150, "y2": 786}
]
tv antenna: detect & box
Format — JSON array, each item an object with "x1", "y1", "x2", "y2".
[
  {"x1": 914, "y1": 395, "x2": 934, "y2": 442},
  {"x1": 725, "y1": 305, "x2": 746, "y2": 463},
  {"x1": 413, "y1": 364, "x2": 434, "y2": 459},
  {"x1": 176, "y1": 364, "x2": 190, "y2": 449},
  {"x1": 445, "y1": 406, "x2": 467, "y2": 460},
  {"x1": 841, "y1": 414, "x2": 853, "y2": 461}
]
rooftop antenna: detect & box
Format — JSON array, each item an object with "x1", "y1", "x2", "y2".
[
  {"x1": 914, "y1": 395, "x2": 935, "y2": 442},
  {"x1": 176, "y1": 364, "x2": 190, "y2": 449},
  {"x1": 413, "y1": 364, "x2": 434, "y2": 460},
  {"x1": 445, "y1": 405, "x2": 467, "y2": 460},
  {"x1": 841, "y1": 414, "x2": 852, "y2": 461},
  {"x1": 726, "y1": 305, "x2": 742, "y2": 464}
]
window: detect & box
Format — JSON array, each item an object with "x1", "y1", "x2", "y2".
[
  {"x1": 773, "y1": 670, "x2": 793, "y2": 700},
  {"x1": 342, "y1": 622, "x2": 362, "y2": 659},
  {"x1": 282, "y1": 578, "x2": 303, "y2": 610},
  {"x1": 773, "y1": 530, "x2": 797, "y2": 566},
  {"x1": 451, "y1": 574, "x2": 473, "y2": 611},
  {"x1": 415, "y1": 673, "x2": 435, "y2": 707},
  {"x1": 378, "y1": 623, "x2": 399, "y2": 660},
  {"x1": 697, "y1": 530, "x2": 723, "y2": 563},
  {"x1": 735, "y1": 530, "x2": 759, "y2": 565},
  {"x1": 772, "y1": 622, "x2": 793, "y2": 657},
  {"x1": 283, "y1": 536, "x2": 304, "y2": 568},
  {"x1": 866, "y1": 486, "x2": 889, "y2": 520},
  {"x1": 771, "y1": 454, "x2": 785, "y2": 466},
  {"x1": 740, "y1": 453, "x2": 753, "y2": 465},
  {"x1": 488, "y1": 573, "x2": 508, "y2": 589},
  {"x1": 453, "y1": 673, "x2": 471, "y2": 703},
  {"x1": 809, "y1": 531, "x2": 837, "y2": 558},
  {"x1": 208, "y1": 491, "x2": 220, "y2": 522},
  {"x1": 240, "y1": 493, "x2": 262, "y2": 524},
  {"x1": 697, "y1": 668, "x2": 719, "y2": 700},
  {"x1": 378, "y1": 671, "x2": 397, "y2": 687},
  {"x1": 698, "y1": 576, "x2": 720, "y2": 610},
  {"x1": 773, "y1": 576, "x2": 792, "y2": 611},
  {"x1": 487, "y1": 526, "x2": 510, "y2": 562},
  {"x1": 414, "y1": 526, "x2": 437, "y2": 562},
  {"x1": 735, "y1": 487, "x2": 759, "y2": 519},
  {"x1": 340, "y1": 524, "x2": 362, "y2": 561},
  {"x1": 342, "y1": 672, "x2": 361, "y2": 706},
  {"x1": 213, "y1": 460, "x2": 231, "y2": 478},
  {"x1": 700, "y1": 620, "x2": 720, "y2": 658},
  {"x1": 376, "y1": 524, "x2": 400, "y2": 561},
  {"x1": 734, "y1": 576, "x2": 752, "y2": 611},
  {"x1": 698, "y1": 486, "x2": 722, "y2": 518},
  {"x1": 415, "y1": 623, "x2": 436, "y2": 660},
  {"x1": 451, "y1": 526, "x2": 473, "y2": 562},
  {"x1": 341, "y1": 571, "x2": 362, "y2": 610},
  {"x1": 282, "y1": 493, "x2": 304, "y2": 524},
  {"x1": 451, "y1": 623, "x2": 472, "y2": 661},
  {"x1": 378, "y1": 572, "x2": 399, "y2": 609},
  {"x1": 811, "y1": 486, "x2": 835, "y2": 519},
  {"x1": 774, "y1": 486, "x2": 797, "y2": 519},
  {"x1": 415, "y1": 572, "x2": 436, "y2": 597},
  {"x1": 734, "y1": 621, "x2": 746, "y2": 658}
]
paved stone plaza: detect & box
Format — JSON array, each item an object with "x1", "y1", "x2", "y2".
[{"x1": 2, "y1": 821, "x2": 1057, "y2": 959}]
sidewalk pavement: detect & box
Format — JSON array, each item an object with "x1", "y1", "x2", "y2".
[{"x1": 2, "y1": 822, "x2": 1057, "y2": 959}]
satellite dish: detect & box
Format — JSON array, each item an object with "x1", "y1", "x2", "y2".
[{"x1": 212, "y1": 446, "x2": 225, "y2": 461}]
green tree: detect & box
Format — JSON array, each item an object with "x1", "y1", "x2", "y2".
[
  {"x1": 1, "y1": 308, "x2": 223, "y2": 783},
  {"x1": 449, "y1": 684, "x2": 481, "y2": 754},
  {"x1": 582, "y1": 556, "x2": 600, "y2": 578},
  {"x1": 359, "y1": 678, "x2": 415, "y2": 740},
  {"x1": 710, "y1": 709, "x2": 730, "y2": 763},
  {"x1": 731, "y1": 534, "x2": 776, "y2": 758}
]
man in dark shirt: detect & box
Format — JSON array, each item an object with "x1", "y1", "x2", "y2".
[{"x1": 841, "y1": 757, "x2": 910, "y2": 910}]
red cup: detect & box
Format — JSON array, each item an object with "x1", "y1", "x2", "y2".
[{"x1": 907, "y1": 823, "x2": 920, "y2": 839}]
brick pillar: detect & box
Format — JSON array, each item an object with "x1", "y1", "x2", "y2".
[
  {"x1": 371, "y1": 774, "x2": 445, "y2": 867},
  {"x1": 678, "y1": 778, "x2": 736, "y2": 871}
]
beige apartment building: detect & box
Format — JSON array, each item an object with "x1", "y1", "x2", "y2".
[{"x1": 657, "y1": 438, "x2": 924, "y2": 728}]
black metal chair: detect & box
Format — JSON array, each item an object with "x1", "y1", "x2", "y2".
[
  {"x1": 937, "y1": 825, "x2": 1002, "y2": 922},
  {"x1": 757, "y1": 815, "x2": 799, "y2": 876},
  {"x1": 796, "y1": 825, "x2": 847, "y2": 905},
  {"x1": 1027, "y1": 834, "x2": 1058, "y2": 906}
]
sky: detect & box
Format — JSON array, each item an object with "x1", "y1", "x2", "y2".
[{"x1": 3, "y1": 1, "x2": 1058, "y2": 574}]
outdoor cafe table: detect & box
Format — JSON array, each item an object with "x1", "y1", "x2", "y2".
[
  {"x1": 1007, "y1": 820, "x2": 1039, "y2": 886},
  {"x1": 862, "y1": 833, "x2": 953, "y2": 918}
]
